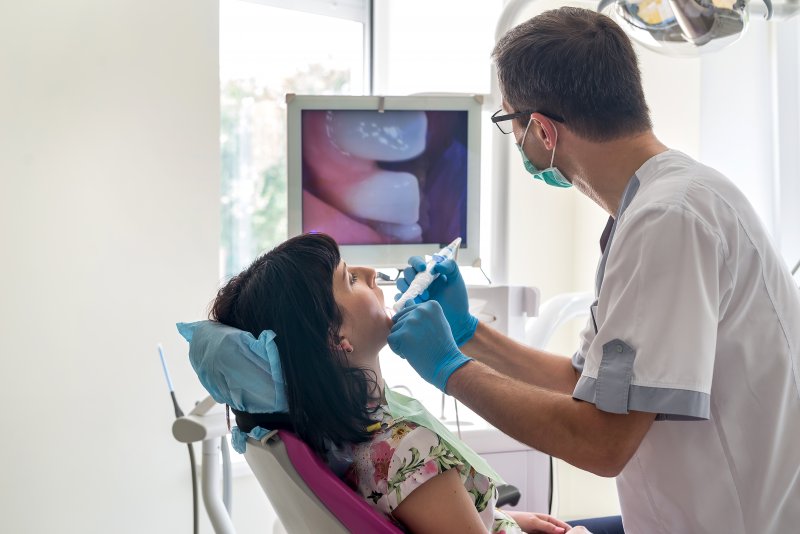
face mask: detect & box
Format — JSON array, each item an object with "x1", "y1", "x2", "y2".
[{"x1": 516, "y1": 118, "x2": 572, "y2": 188}]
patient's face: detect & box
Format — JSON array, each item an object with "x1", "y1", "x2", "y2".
[{"x1": 332, "y1": 261, "x2": 392, "y2": 360}]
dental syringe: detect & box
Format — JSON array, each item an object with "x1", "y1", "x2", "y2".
[{"x1": 393, "y1": 237, "x2": 462, "y2": 312}]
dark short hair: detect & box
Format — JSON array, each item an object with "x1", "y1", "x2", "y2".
[
  {"x1": 209, "y1": 233, "x2": 377, "y2": 454},
  {"x1": 492, "y1": 7, "x2": 651, "y2": 141}
]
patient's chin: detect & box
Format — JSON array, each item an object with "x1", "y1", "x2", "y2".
[{"x1": 377, "y1": 339, "x2": 390, "y2": 355}]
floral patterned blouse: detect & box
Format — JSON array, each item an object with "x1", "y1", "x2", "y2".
[{"x1": 343, "y1": 406, "x2": 523, "y2": 533}]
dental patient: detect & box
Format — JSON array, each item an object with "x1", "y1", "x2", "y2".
[{"x1": 181, "y1": 233, "x2": 587, "y2": 534}]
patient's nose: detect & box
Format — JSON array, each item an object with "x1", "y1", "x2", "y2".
[{"x1": 357, "y1": 266, "x2": 377, "y2": 288}]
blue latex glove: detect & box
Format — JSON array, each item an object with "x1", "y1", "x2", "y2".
[
  {"x1": 388, "y1": 300, "x2": 473, "y2": 392},
  {"x1": 395, "y1": 257, "x2": 478, "y2": 346}
]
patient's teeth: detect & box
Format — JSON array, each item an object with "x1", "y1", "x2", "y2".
[
  {"x1": 372, "y1": 222, "x2": 423, "y2": 242},
  {"x1": 338, "y1": 170, "x2": 419, "y2": 225},
  {"x1": 326, "y1": 110, "x2": 427, "y2": 161}
]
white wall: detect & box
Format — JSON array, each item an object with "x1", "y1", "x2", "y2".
[
  {"x1": 0, "y1": 1, "x2": 274, "y2": 532},
  {"x1": 774, "y1": 18, "x2": 800, "y2": 269},
  {"x1": 700, "y1": 20, "x2": 777, "y2": 233}
]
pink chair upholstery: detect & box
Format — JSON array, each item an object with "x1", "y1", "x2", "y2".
[
  {"x1": 243, "y1": 429, "x2": 402, "y2": 533},
  {"x1": 277, "y1": 431, "x2": 403, "y2": 533}
]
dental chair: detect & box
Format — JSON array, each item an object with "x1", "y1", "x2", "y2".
[
  {"x1": 172, "y1": 395, "x2": 403, "y2": 533},
  {"x1": 245, "y1": 428, "x2": 522, "y2": 533},
  {"x1": 173, "y1": 395, "x2": 522, "y2": 534},
  {"x1": 243, "y1": 429, "x2": 402, "y2": 533}
]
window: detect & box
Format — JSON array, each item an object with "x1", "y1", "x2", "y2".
[
  {"x1": 219, "y1": 0, "x2": 369, "y2": 278},
  {"x1": 373, "y1": 0, "x2": 501, "y2": 96}
]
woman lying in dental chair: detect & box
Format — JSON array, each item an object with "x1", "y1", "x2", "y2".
[{"x1": 182, "y1": 233, "x2": 589, "y2": 534}]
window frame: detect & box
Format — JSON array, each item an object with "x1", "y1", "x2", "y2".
[{"x1": 239, "y1": 0, "x2": 374, "y2": 94}]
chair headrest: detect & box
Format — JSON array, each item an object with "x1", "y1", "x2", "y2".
[{"x1": 275, "y1": 430, "x2": 403, "y2": 534}]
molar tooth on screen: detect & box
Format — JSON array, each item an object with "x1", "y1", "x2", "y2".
[{"x1": 326, "y1": 110, "x2": 428, "y2": 161}]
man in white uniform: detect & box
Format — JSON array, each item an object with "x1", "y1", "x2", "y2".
[{"x1": 388, "y1": 7, "x2": 800, "y2": 533}]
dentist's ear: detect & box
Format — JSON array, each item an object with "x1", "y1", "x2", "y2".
[{"x1": 531, "y1": 113, "x2": 558, "y2": 150}]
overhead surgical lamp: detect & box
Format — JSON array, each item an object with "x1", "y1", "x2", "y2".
[{"x1": 597, "y1": 0, "x2": 799, "y2": 56}]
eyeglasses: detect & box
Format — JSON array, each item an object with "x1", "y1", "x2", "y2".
[{"x1": 491, "y1": 109, "x2": 565, "y2": 135}]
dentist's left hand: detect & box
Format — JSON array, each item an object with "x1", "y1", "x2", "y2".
[{"x1": 388, "y1": 300, "x2": 473, "y2": 393}]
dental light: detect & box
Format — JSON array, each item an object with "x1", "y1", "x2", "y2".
[{"x1": 597, "y1": 0, "x2": 799, "y2": 56}]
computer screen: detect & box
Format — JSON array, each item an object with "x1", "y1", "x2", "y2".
[{"x1": 286, "y1": 94, "x2": 482, "y2": 268}]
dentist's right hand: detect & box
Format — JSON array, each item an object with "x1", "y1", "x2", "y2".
[
  {"x1": 396, "y1": 257, "x2": 478, "y2": 346},
  {"x1": 388, "y1": 300, "x2": 473, "y2": 393}
]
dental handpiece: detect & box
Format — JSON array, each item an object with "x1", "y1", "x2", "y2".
[{"x1": 393, "y1": 237, "x2": 462, "y2": 312}]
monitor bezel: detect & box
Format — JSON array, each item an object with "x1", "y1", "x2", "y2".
[{"x1": 286, "y1": 93, "x2": 482, "y2": 268}]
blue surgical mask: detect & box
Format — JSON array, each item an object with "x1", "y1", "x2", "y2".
[{"x1": 517, "y1": 118, "x2": 571, "y2": 188}]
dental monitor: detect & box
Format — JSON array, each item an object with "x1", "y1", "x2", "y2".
[{"x1": 286, "y1": 94, "x2": 482, "y2": 269}]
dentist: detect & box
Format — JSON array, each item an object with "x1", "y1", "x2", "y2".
[{"x1": 388, "y1": 7, "x2": 800, "y2": 534}]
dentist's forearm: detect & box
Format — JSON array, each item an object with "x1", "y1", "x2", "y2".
[
  {"x1": 445, "y1": 360, "x2": 655, "y2": 477},
  {"x1": 460, "y1": 321, "x2": 580, "y2": 395}
]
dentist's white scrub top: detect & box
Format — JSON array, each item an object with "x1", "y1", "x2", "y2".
[{"x1": 571, "y1": 150, "x2": 800, "y2": 534}]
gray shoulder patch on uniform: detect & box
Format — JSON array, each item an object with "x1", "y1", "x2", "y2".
[{"x1": 595, "y1": 339, "x2": 636, "y2": 413}]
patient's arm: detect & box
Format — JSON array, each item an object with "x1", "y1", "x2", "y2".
[
  {"x1": 391, "y1": 468, "x2": 488, "y2": 533},
  {"x1": 392, "y1": 472, "x2": 575, "y2": 534}
]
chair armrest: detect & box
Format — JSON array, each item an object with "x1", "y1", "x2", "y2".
[{"x1": 496, "y1": 483, "x2": 521, "y2": 508}]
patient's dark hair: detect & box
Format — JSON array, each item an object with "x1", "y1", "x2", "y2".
[{"x1": 209, "y1": 233, "x2": 376, "y2": 454}]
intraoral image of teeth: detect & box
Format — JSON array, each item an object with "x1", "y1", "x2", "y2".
[
  {"x1": 326, "y1": 110, "x2": 428, "y2": 161},
  {"x1": 302, "y1": 110, "x2": 427, "y2": 243}
]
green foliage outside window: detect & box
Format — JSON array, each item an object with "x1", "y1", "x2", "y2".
[{"x1": 219, "y1": 65, "x2": 350, "y2": 278}]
